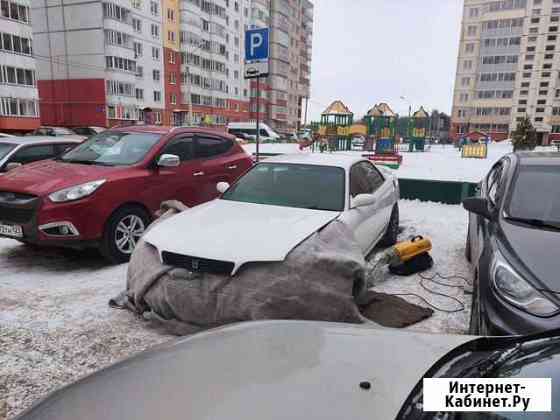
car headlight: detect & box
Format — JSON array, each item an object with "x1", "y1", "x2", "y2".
[
  {"x1": 492, "y1": 252, "x2": 558, "y2": 317},
  {"x1": 49, "y1": 180, "x2": 106, "y2": 203}
]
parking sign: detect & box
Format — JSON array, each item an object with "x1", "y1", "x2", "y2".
[{"x1": 244, "y1": 27, "x2": 269, "y2": 79}]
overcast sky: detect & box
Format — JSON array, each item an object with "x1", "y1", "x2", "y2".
[{"x1": 307, "y1": 0, "x2": 463, "y2": 121}]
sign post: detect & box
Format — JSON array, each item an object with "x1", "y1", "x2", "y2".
[{"x1": 245, "y1": 27, "x2": 270, "y2": 162}]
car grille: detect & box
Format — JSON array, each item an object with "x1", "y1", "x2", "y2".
[
  {"x1": 162, "y1": 251, "x2": 235, "y2": 275},
  {"x1": 0, "y1": 191, "x2": 39, "y2": 224},
  {"x1": 0, "y1": 207, "x2": 34, "y2": 224}
]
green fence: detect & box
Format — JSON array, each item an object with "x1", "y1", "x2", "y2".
[{"x1": 398, "y1": 178, "x2": 479, "y2": 204}]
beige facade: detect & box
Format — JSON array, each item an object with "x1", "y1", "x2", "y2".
[{"x1": 452, "y1": 0, "x2": 560, "y2": 143}]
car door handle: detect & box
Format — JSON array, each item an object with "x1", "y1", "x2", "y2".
[
  {"x1": 193, "y1": 171, "x2": 205, "y2": 177},
  {"x1": 227, "y1": 165, "x2": 237, "y2": 170}
]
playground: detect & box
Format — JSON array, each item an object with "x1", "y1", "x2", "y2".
[{"x1": 244, "y1": 138, "x2": 514, "y2": 183}]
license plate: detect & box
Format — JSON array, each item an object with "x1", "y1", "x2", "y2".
[{"x1": 0, "y1": 223, "x2": 23, "y2": 238}]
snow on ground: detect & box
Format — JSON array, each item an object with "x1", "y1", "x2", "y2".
[
  {"x1": 369, "y1": 200, "x2": 473, "y2": 335},
  {"x1": 0, "y1": 244, "x2": 172, "y2": 419},
  {"x1": 0, "y1": 199, "x2": 472, "y2": 418},
  {"x1": 244, "y1": 141, "x2": 524, "y2": 182}
]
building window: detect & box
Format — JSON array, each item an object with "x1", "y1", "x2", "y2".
[
  {"x1": 151, "y1": 24, "x2": 159, "y2": 38},
  {"x1": 542, "y1": 72, "x2": 551, "y2": 77},
  {"x1": 169, "y1": 72, "x2": 176, "y2": 84},
  {"x1": 523, "y1": 72, "x2": 532, "y2": 78},
  {"x1": 153, "y1": 90, "x2": 161, "y2": 102},
  {"x1": 131, "y1": 0, "x2": 141, "y2": 9},
  {"x1": 467, "y1": 25, "x2": 477, "y2": 36},
  {"x1": 518, "y1": 100, "x2": 527, "y2": 105},
  {"x1": 463, "y1": 60, "x2": 472, "y2": 70},
  {"x1": 537, "y1": 99, "x2": 546, "y2": 105},
  {"x1": 135, "y1": 88, "x2": 144, "y2": 100},
  {"x1": 133, "y1": 42, "x2": 142, "y2": 58},
  {"x1": 539, "y1": 90, "x2": 548, "y2": 95},
  {"x1": 544, "y1": 63, "x2": 553, "y2": 69},
  {"x1": 530, "y1": 27, "x2": 539, "y2": 33},
  {"x1": 132, "y1": 18, "x2": 141, "y2": 32},
  {"x1": 152, "y1": 69, "x2": 160, "y2": 81},
  {"x1": 521, "y1": 82, "x2": 530, "y2": 87},
  {"x1": 465, "y1": 43, "x2": 475, "y2": 53},
  {"x1": 531, "y1": 18, "x2": 540, "y2": 23},
  {"x1": 170, "y1": 93, "x2": 176, "y2": 105},
  {"x1": 167, "y1": 8, "x2": 174, "y2": 21},
  {"x1": 0, "y1": 0, "x2": 30, "y2": 23},
  {"x1": 152, "y1": 47, "x2": 159, "y2": 60},
  {"x1": 469, "y1": 7, "x2": 479, "y2": 18},
  {"x1": 545, "y1": 54, "x2": 554, "y2": 59},
  {"x1": 550, "y1": 26, "x2": 559, "y2": 32},
  {"x1": 536, "y1": 108, "x2": 545, "y2": 113},
  {"x1": 169, "y1": 51, "x2": 175, "y2": 63},
  {"x1": 150, "y1": 0, "x2": 158, "y2": 16},
  {"x1": 461, "y1": 77, "x2": 471, "y2": 86},
  {"x1": 535, "y1": 117, "x2": 544, "y2": 122}
]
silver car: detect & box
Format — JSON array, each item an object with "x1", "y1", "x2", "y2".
[{"x1": 0, "y1": 136, "x2": 82, "y2": 174}]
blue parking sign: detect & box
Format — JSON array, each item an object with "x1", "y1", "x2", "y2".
[{"x1": 245, "y1": 27, "x2": 269, "y2": 79}]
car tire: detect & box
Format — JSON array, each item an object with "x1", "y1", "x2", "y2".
[
  {"x1": 100, "y1": 205, "x2": 151, "y2": 264},
  {"x1": 465, "y1": 224, "x2": 472, "y2": 263},
  {"x1": 379, "y1": 204, "x2": 399, "y2": 247},
  {"x1": 468, "y1": 273, "x2": 480, "y2": 335}
]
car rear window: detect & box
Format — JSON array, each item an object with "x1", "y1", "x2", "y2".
[{"x1": 196, "y1": 136, "x2": 233, "y2": 158}]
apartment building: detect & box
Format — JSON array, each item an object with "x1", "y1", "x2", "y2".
[
  {"x1": 31, "y1": 0, "x2": 165, "y2": 127},
  {"x1": 29, "y1": 0, "x2": 312, "y2": 130},
  {"x1": 452, "y1": 0, "x2": 560, "y2": 144},
  {"x1": 0, "y1": 0, "x2": 40, "y2": 133},
  {"x1": 265, "y1": 0, "x2": 312, "y2": 134}
]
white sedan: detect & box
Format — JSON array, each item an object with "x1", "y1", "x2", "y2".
[{"x1": 144, "y1": 154, "x2": 400, "y2": 275}]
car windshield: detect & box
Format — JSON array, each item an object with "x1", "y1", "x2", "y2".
[
  {"x1": 59, "y1": 131, "x2": 161, "y2": 166},
  {"x1": 221, "y1": 163, "x2": 345, "y2": 211},
  {"x1": 0, "y1": 143, "x2": 16, "y2": 161},
  {"x1": 508, "y1": 165, "x2": 560, "y2": 225}
]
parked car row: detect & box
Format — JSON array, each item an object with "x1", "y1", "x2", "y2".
[{"x1": 0, "y1": 126, "x2": 254, "y2": 262}]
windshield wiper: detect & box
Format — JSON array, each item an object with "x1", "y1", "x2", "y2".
[
  {"x1": 61, "y1": 159, "x2": 114, "y2": 166},
  {"x1": 505, "y1": 216, "x2": 560, "y2": 231}
]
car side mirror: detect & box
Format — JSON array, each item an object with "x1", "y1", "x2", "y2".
[
  {"x1": 216, "y1": 182, "x2": 230, "y2": 194},
  {"x1": 351, "y1": 194, "x2": 375, "y2": 209},
  {"x1": 157, "y1": 154, "x2": 180, "y2": 168},
  {"x1": 463, "y1": 197, "x2": 493, "y2": 220},
  {"x1": 5, "y1": 162, "x2": 22, "y2": 172}
]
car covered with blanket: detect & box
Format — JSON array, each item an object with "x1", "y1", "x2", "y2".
[{"x1": 143, "y1": 153, "x2": 400, "y2": 276}]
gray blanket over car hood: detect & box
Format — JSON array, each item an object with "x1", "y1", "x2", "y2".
[{"x1": 110, "y1": 201, "x2": 368, "y2": 335}]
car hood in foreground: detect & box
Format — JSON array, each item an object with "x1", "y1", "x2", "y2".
[
  {"x1": 15, "y1": 321, "x2": 475, "y2": 420},
  {"x1": 143, "y1": 200, "x2": 340, "y2": 274},
  {"x1": 0, "y1": 160, "x2": 122, "y2": 196},
  {"x1": 501, "y1": 220, "x2": 560, "y2": 293}
]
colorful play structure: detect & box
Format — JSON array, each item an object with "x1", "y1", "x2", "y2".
[
  {"x1": 407, "y1": 107, "x2": 429, "y2": 152},
  {"x1": 302, "y1": 100, "x2": 439, "y2": 169}
]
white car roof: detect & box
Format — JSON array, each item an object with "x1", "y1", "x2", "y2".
[
  {"x1": 0, "y1": 136, "x2": 82, "y2": 146},
  {"x1": 262, "y1": 153, "x2": 366, "y2": 171}
]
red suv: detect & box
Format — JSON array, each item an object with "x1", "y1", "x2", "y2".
[{"x1": 0, "y1": 126, "x2": 253, "y2": 262}]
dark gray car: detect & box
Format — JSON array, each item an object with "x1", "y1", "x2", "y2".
[{"x1": 464, "y1": 152, "x2": 560, "y2": 336}]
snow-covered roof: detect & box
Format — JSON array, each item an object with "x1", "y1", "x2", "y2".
[
  {"x1": 367, "y1": 103, "x2": 396, "y2": 118},
  {"x1": 263, "y1": 152, "x2": 365, "y2": 171},
  {"x1": 321, "y1": 100, "x2": 353, "y2": 116}
]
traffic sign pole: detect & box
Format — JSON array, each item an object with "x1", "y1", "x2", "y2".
[
  {"x1": 256, "y1": 76, "x2": 260, "y2": 162},
  {"x1": 244, "y1": 27, "x2": 269, "y2": 163}
]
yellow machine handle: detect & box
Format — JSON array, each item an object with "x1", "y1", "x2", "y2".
[{"x1": 393, "y1": 236, "x2": 432, "y2": 263}]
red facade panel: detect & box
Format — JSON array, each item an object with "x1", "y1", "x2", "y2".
[{"x1": 38, "y1": 79, "x2": 106, "y2": 127}]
